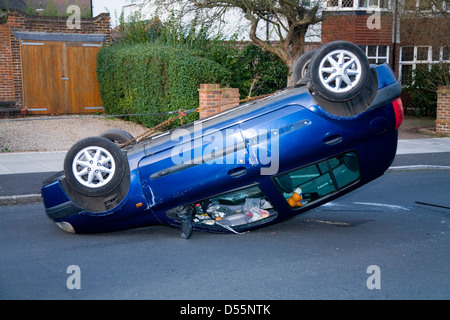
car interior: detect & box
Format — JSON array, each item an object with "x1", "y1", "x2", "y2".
[
  {"x1": 274, "y1": 152, "x2": 360, "y2": 208},
  {"x1": 167, "y1": 152, "x2": 361, "y2": 234}
]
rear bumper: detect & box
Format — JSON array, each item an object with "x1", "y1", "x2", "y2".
[
  {"x1": 41, "y1": 172, "x2": 83, "y2": 220},
  {"x1": 367, "y1": 80, "x2": 401, "y2": 111}
]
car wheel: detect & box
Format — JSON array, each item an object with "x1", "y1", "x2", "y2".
[
  {"x1": 293, "y1": 49, "x2": 317, "y2": 86},
  {"x1": 99, "y1": 129, "x2": 135, "y2": 145},
  {"x1": 64, "y1": 137, "x2": 126, "y2": 197},
  {"x1": 308, "y1": 41, "x2": 370, "y2": 102},
  {"x1": 312, "y1": 67, "x2": 378, "y2": 117}
]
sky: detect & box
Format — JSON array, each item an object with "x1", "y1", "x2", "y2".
[
  {"x1": 92, "y1": 0, "x2": 126, "y2": 25},
  {"x1": 90, "y1": 0, "x2": 251, "y2": 36},
  {"x1": 90, "y1": 0, "x2": 321, "y2": 41}
]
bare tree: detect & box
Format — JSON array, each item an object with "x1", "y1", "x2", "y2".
[{"x1": 151, "y1": 0, "x2": 324, "y2": 86}]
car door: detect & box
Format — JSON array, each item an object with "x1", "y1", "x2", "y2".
[
  {"x1": 238, "y1": 103, "x2": 346, "y2": 178},
  {"x1": 137, "y1": 124, "x2": 259, "y2": 218}
]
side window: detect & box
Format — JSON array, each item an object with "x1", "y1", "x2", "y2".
[
  {"x1": 332, "y1": 153, "x2": 360, "y2": 188},
  {"x1": 274, "y1": 152, "x2": 360, "y2": 208}
]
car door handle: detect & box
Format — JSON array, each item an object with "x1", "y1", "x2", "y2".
[
  {"x1": 227, "y1": 167, "x2": 247, "y2": 178},
  {"x1": 323, "y1": 135, "x2": 342, "y2": 146}
]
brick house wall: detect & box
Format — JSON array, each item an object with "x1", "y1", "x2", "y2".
[
  {"x1": 321, "y1": 9, "x2": 449, "y2": 80},
  {"x1": 0, "y1": 9, "x2": 110, "y2": 110},
  {"x1": 321, "y1": 12, "x2": 393, "y2": 45},
  {"x1": 399, "y1": 16, "x2": 449, "y2": 47},
  {"x1": 321, "y1": 11, "x2": 395, "y2": 73},
  {"x1": 321, "y1": 5, "x2": 449, "y2": 119},
  {"x1": 0, "y1": 24, "x2": 14, "y2": 102}
]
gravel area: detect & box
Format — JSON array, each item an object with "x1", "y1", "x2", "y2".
[
  {"x1": 0, "y1": 114, "x2": 439, "y2": 153},
  {"x1": 0, "y1": 116, "x2": 148, "y2": 152}
]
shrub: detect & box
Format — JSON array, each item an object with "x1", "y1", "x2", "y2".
[
  {"x1": 230, "y1": 44, "x2": 288, "y2": 98},
  {"x1": 97, "y1": 43, "x2": 230, "y2": 128},
  {"x1": 98, "y1": 12, "x2": 288, "y2": 128},
  {"x1": 404, "y1": 63, "x2": 450, "y2": 117}
]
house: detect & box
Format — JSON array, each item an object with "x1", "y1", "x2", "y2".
[{"x1": 321, "y1": 0, "x2": 449, "y2": 83}]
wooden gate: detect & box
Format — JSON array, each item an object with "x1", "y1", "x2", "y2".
[{"x1": 21, "y1": 40, "x2": 104, "y2": 114}]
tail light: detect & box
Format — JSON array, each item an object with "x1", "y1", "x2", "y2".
[{"x1": 392, "y1": 98, "x2": 404, "y2": 130}]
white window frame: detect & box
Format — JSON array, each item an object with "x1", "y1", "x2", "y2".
[
  {"x1": 325, "y1": 0, "x2": 391, "y2": 10},
  {"x1": 399, "y1": 45, "x2": 450, "y2": 83},
  {"x1": 359, "y1": 45, "x2": 390, "y2": 64},
  {"x1": 359, "y1": 0, "x2": 391, "y2": 9}
]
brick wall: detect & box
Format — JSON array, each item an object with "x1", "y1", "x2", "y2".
[
  {"x1": 1, "y1": 9, "x2": 110, "y2": 108},
  {"x1": 321, "y1": 12, "x2": 393, "y2": 45},
  {"x1": 436, "y1": 86, "x2": 450, "y2": 135},
  {"x1": 198, "y1": 84, "x2": 240, "y2": 119},
  {"x1": 0, "y1": 25, "x2": 14, "y2": 102},
  {"x1": 400, "y1": 16, "x2": 450, "y2": 47},
  {"x1": 7, "y1": 9, "x2": 110, "y2": 35}
]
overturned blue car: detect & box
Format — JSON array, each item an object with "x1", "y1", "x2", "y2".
[{"x1": 41, "y1": 41, "x2": 404, "y2": 238}]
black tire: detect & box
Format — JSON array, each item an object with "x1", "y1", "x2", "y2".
[
  {"x1": 308, "y1": 41, "x2": 370, "y2": 102},
  {"x1": 312, "y1": 67, "x2": 378, "y2": 117},
  {"x1": 64, "y1": 136, "x2": 126, "y2": 197},
  {"x1": 293, "y1": 49, "x2": 317, "y2": 86},
  {"x1": 99, "y1": 129, "x2": 135, "y2": 145}
]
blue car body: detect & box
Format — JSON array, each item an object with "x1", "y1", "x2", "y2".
[{"x1": 41, "y1": 63, "x2": 403, "y2": 236}]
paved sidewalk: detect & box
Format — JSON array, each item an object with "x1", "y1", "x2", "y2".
[
  {"x1": 1, "y1": 138, "x2": 450, "y2": 175},
  {"x1": 396, "y1": 138, "x2": 450, "y2": 155},
  {"x1": 0, "y1": 151, "x2": 66, "y2": 175}
]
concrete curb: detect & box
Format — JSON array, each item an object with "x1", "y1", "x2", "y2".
[{"x1": 388, "y1": 165, "x2": 450, "y2": 172}]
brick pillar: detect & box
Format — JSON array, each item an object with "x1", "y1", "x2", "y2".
[
  {"x1": 198, "y1": 84, "x2": 239, "y2": 119},
  {"x1": 436, "y1": 86, "x2": 450, "y2": 135},
  {"x1": 0, "y1": 25, "x2": 15, "y2": 102}
]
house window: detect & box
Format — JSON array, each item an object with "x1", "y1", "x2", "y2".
[
  {"x1": 342, "y1": 0, "x2": 355, "y2": 6},
  {"x1": 440, "y1": 46, "x2": 450, "y2": 61},
  {"x1": 401, "y1": 46, "x2": 414, "y2": 61},
  {"x1": 327, "y1": 0, "x2": 355, "y2": 7},
  {"x1": 416, "y1": 46, "x2": 430, "y2": 61},
  {"x1": 399, "y1": 45, "x2": 450, "y2": 83},
  {"x1": 359, "y1": 45, "x2": 390, "y2": 64},
  {"x1": 359, "y1": 0, "x2": 390, "y2": 8},
  {"x1": 401, "y1": 65, "x2": 414, "y2": 83},
  {"x1": 327, "y1": 0, "x2": 390, "y2": 8},
  {"x1": 327, "y1": 0, "x2": 340, "y2": 6}
]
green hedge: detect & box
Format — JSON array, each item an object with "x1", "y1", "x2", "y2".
[{"x1": 97, "y1": 43, "x2": 230, "y2": 128}]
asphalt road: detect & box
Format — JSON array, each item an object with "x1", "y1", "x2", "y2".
[{"x1": 0, "y1": 168, "x2": 449, "y2": 301}]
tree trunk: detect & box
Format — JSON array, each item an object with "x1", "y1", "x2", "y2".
[
  {"x1": 187, "y1": 0, "x2": 321, "y2": 87},
  {"x1": 287, "y1": 64, "x2": 295, "y2": 87},
  {"x1": 284, "y1": 28, "x2": 307, "y2": 87}
]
